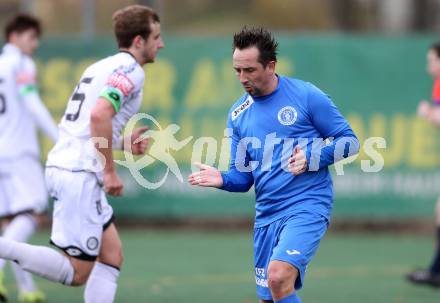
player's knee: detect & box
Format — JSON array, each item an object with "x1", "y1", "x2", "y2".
[
  {"x1": 71, "y1": 265, "x2": 93, "y2": 286},
  {"x1": 99, "y1": 246, "x2": 124, "y2": 268},
  {"x1": 114, "y1": 248, "x2": 124, "y2": 267},
  {"x1": 267, "y1": 262, "x2": 297, "y2": 292},
  {"x1": 67, "y1": 258, "x2": 96, "y2": 286},
  {"x1": 71, "y1": 273, "x2": 88, "y2": 286}
]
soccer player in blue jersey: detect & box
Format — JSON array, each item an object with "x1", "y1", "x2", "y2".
[{"x1": 188, "y1": 27, "x2": 359, "y2": 303}]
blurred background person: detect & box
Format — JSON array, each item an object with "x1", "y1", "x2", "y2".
[
  {"x1": 0, "y1": 13, "x2": 58, "y2": 303},
  {"x1": 407, "y1": 42, "x2": 440, "y2": 287}
]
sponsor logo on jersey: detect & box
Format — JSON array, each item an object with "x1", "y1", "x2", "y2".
[
  {"x1": 278, "y1": 106, "x2": 297, "y2": 126},
  {"x1": 255, "y1": 276, "x2": 268, "y2": 287},
  {"x1": 107, "y1": 72, "x2": 134, "y2": 96},
  {"x1": 118, "y1": 63, "x2": 137, "y2": 74},
  {"x1": 87, "y1": 237, "x2": 99, "y2": 251},
  {"x1": 286, "y1": 249, "x2": 301, "y2": 255},
  {"x1": 232, "y1": 96, "x2": 254, "y2": 121},
  {"x1": 255, "y1": 267, "x2": 266, "y2": 278}
]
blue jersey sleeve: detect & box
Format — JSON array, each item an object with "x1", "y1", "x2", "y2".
[
  {"x1": 306, "y1": 84, "x2": 360, "y2": 170},
  {"x1": 220, "y1": 114, "x2": 254, "y2": 192}
]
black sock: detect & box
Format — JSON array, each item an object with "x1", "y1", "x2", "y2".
[{"x1": 429, "y1": 227, "x2": 440, "y2": 274}]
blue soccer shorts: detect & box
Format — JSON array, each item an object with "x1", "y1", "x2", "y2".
[{"x1": 253, "y1": 211, "x2": 329, "y2": 301}]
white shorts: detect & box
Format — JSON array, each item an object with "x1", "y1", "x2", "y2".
[
  {"x1": 0, "y1": 156, "x2": 48, "y2": 218},
  {"x1": 45, "y1": 167, "x2": 114, "y2": 261}
]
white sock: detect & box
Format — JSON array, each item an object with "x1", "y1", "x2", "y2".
[
  {"x1": 84, "y1": 262, "x2": 120, "y2": 303},
  {"x1": 0, "y1": 215, "x2": 38, "y2": 291},
  {"x1": 0, "y1": 214, "x2": 37, "y2": 270},
  {"x1": 11, "y1": 262, "x2": 37, "y2": 292},
  {"x1": 0, "y1": 237, "x2": 74, "y2": 285}
]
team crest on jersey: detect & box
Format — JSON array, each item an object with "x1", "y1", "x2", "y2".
[
  {"x1": 107, "y1": 72, "x2": 134, "y2": 96},
  {"x1": 232, "y1": 96, "x2": 254, "y2": 121},
  {"x1": 277, "y1": 106, "x2": 297, "y2": 126}
]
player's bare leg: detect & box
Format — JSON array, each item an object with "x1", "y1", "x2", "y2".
[
  {"x1": 267, "y1": 260, "x2": 301, "y2": 303},
  {"x1": 0, "y1": 224, "x2": 120, "y2": 288},
  {"x1": 84, "y1": 223, "x2": 123, "y2": 303},
  {"x1": 0, "y1": 214, "x2": 92, "y2": 288},
  {"x1": 66, "y1": 257, "x2": 94, "y2": 286},
  {"x1": 96, "y1": 223, "x2": 123, "y2": 268},
  {"x1": 0, "y1": 237, "x2": 75, "y2": 286}
]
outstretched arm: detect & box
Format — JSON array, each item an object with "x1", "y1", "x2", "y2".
[
  {"x1": 18, "y1": 60, "x2": 58, "y2": 142},
  {"x1": 303, "y1": 83, "x2": 360, "y2": 172},
  {"x1": 188, "y1": 161, "x2": 254, "y2": 192},
  {"x1": 188, "y1": 115, "x2": 254, "y2": 192},
  {"x1": 188, "y1": 162, "x2": 223, "y2": 188},
  {"x1": 23, "y1": 92, "x2": 58, "y2": 142}
]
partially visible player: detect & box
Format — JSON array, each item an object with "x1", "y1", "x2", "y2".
[
  {"x1": 0, "y1": 5, "x2": 163, "y2": 303},
  {"x1": 407, "y1": 42, "x2": 440, "y2": 287},
  {"x1": 189, "y1": 27, "x2": 359, "y2": 302},
  {"x1": 0, "y1": 14, "x2": 59, "y2": 302}
]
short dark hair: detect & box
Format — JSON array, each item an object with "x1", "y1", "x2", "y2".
[
  {"x1": 430, "y1": 42, "x2": 440, "y2": 58},
  {"x1": 112, "y1": 5, "x2": 160, "y2": 48},
  {"x1": 4, "y1": 14, "x2": 41, "y2": 41},
  {"x1": 233, "y1": 26, "x2": 278, "y2": 67}
]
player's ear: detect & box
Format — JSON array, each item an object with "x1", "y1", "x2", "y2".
[
  {"x1": 8, "y1": 31, "x2": 18, "y2": 43},
  {"x1": 132, "y1": 35, "x2": 144, "y2": 49},
  {"x1": 267, "y1": 61, "x2": 276, "y2": 73}
]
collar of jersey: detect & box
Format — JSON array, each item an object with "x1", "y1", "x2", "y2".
[
  {"x1": 252, "y1": 74, "x2": 281, "y2": 102},
  {"x1": 119, "y1": 50, "x2": 137, "y2": 61}
]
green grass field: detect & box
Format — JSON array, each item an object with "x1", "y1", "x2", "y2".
[{"x1": 2, "y1": 229, "x2": 440, "y2": 302}]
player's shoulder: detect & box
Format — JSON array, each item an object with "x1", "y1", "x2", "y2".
[
  {"x1": 0, "y1": 45, "x2": 21, "y2": 69},
  {"x1": 230, "y1": 94, "x2": 250, "y2": 110},
  {"x1": 280, "y1": 75, "x2": 315, "y2": 93},
  {"x1": 90, "y1": 52, "x2": 142, "y2": 72},
  {"x1": 110, "y1": 52, "x2": 144, "y2": 84},
  {"x1": 228, "y1": 93, "x2": 254, "y2": 123},
  {"x1": 281, "y1": 75, "x2": 326, "y2": 98},
  {"x1": 86, "y1": 52, "x2": 145, "y2": 86}
]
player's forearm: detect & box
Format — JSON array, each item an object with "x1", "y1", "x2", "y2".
[
  {"x1": 24, "y1": 93, "x2": 58, "y2": 142},
  {"x1": 90, "y1": 113, "x2": 115, "y2": 174},
  {"x1": 307, "y1": 131, "x2": 360, "y2": 171},
  {"x1": 220, "y1": 169, "x2": 254, "y2": 192}
]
